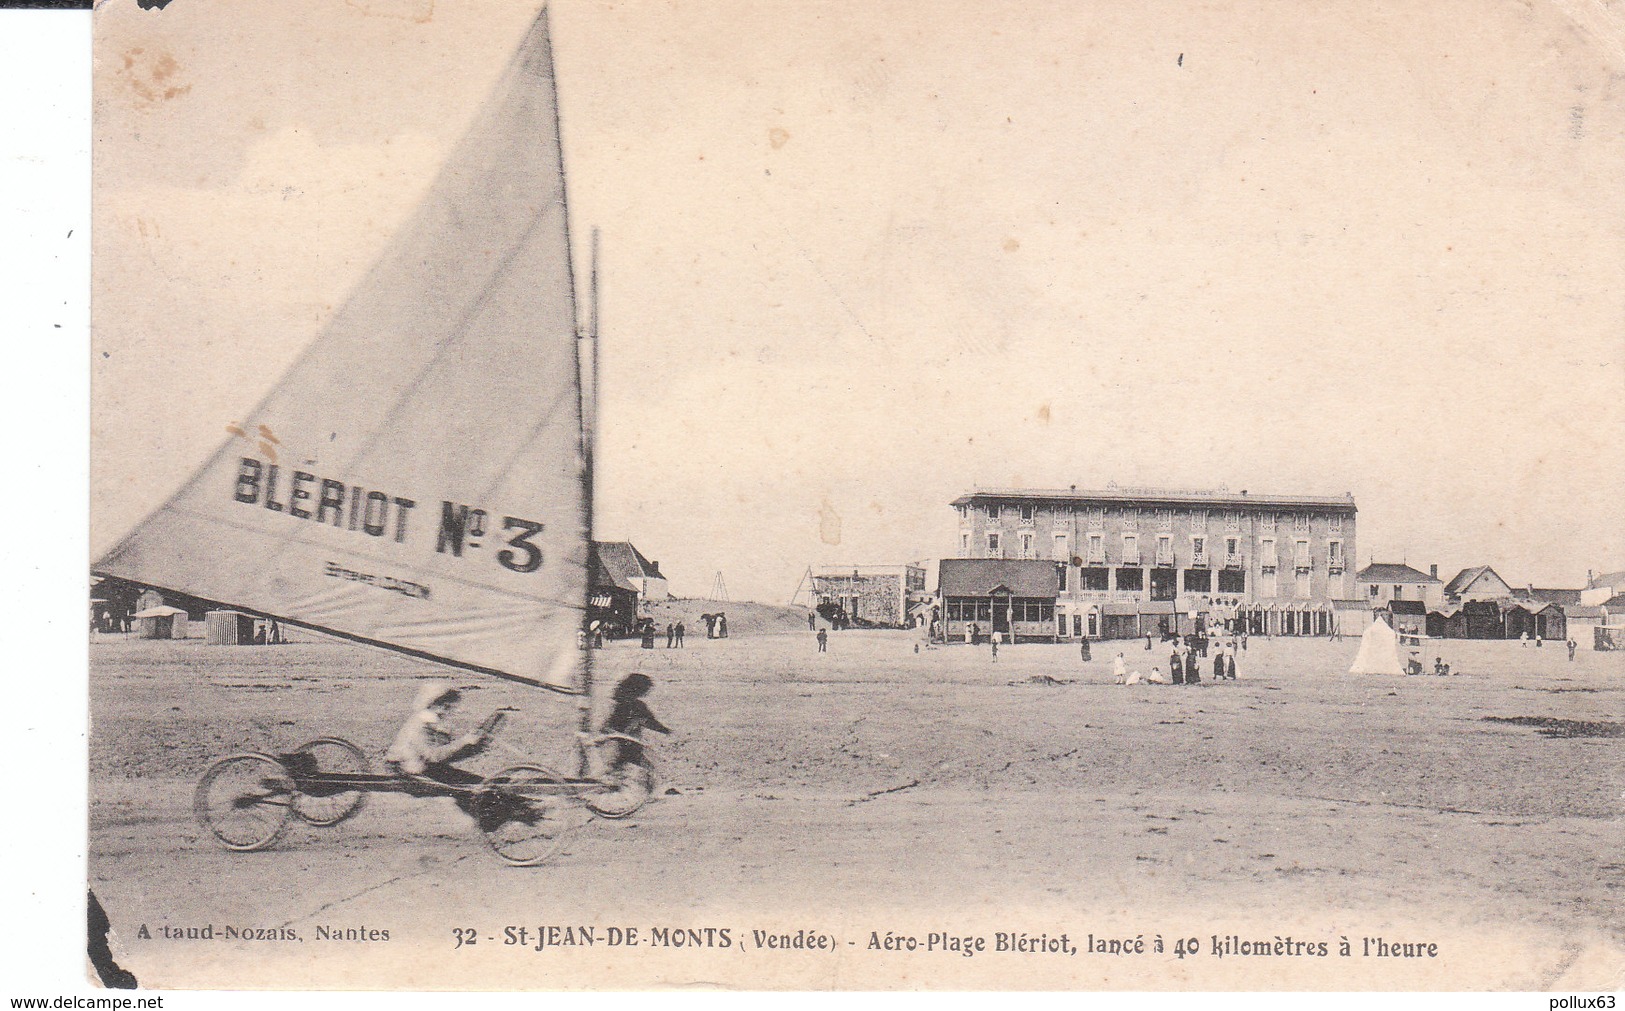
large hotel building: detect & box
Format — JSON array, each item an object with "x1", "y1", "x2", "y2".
[{"x1": 941, "y1": 486, "x2": 1361, "y2": 641}]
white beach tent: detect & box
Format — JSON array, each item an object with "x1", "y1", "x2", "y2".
[{"x1": 1349, "y1": 616, "x2": 1404, "y2": 675}]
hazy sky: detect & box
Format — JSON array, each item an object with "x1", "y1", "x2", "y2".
[{"x1": 94, "y1": 0, "x2": 1624, "y2": 602}]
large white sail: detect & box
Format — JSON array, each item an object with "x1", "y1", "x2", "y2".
[{"x1": 95, "y1": 9, "x2": 588, "y2": 693}]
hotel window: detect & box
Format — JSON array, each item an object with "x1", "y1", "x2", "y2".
[
  {"x1": 1020, "y1": 531, "x2": 1035, "y2": 558},
  {"x1": 1296, "y1": 569, "x2": 1312, "y2": 597},
  {"x1": 960, "y1": 532, "x2": 969, "y2": 555},
  {"x1": 984, "y1": 503, "x2": 998, "y2": 518},
  {"x1": 1122, "y1": 534, "x2": 1140, "y2": 564},
  {"x1": 1116, "y1": 567, "x2": 1144, "y2": 592},
  {"x1": 1327, "y1": 540, "x2": 1344, "y2": 570},
  {"x1": 1294, "y1": 539, "x2": 1310, "y2": 569},
  {"x1": 1057, "y1": 565, "x2": 1068, "y2": 592},
  {"x1": 1393, "y1": 585, "x2": 1403, "y2": 599},
  {"x1": 1226, "y1": 510, "x2": 1241, "y2": 531},
  {"x1": 1157, "y1": 509, "x2": 1173, "y2": 531},
  {"x1": 1329, "y1": 514, "x2": 1343, "y2": 535},
  {"x1": 1218, "y1": 568, "x2": 1245, "y2": 593},
  {"x1": 1224, "y1": 536, "x2": 1240, "y2": 562},
  {"x1": 1293, "y1": 513, "x2": 1310, "y2": 534},
  {"x1": 1184, "y1": 568, "x2": 1212, "y2": 592},
  {"x1": 1260, "y1": 568, "x2": 1278, "y2": 597},
  {"x1": 1053, "y1": 532, "x2": 1069, "y2": 560},
  {"x1": 1081, "y1": 567, "x2": 1109, "y2": 591},
  {"x1": 1191, "y1": 536, "x2": 1207, "y2": 565},
  {"x1": 1087, "y1": 507, "x2": 1105, "y2": 530},
  {"x1": 1261, "y1": 512, "x2": 1277, "y2": 532},
  {"x1": 1369, "y1": 584, "x2": 1380, "y2": 599},
  {"x1": 1191, "y1": 510, "x2": 1207, "y2": 531},
  {"x1": 1123, "y1": 508, "x2": 1138, "y2": 529},
  {"x1": 986, "y1": 532, "x2": 1000, "y2": 556},
  {"x1": 1155, "y1": 534, "x2": 1173, "y2": 564},
  {"x1": 1087, "y1": 533, "x2": 1105, "y2": 563},
  {"x1": 1020, "y1": 504, "x2": 1036, "y2": 525},
  {"x1": 1260, "y1": 537, "x2": 1277, "y2": 569}
]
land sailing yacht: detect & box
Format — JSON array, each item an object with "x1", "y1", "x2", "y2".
[{"x1": 95, "y1": 8, "x2": 627, "y2": 862}]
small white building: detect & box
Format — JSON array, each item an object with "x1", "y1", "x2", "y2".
[
  {"x1": 813, "y1": 564, "x2": 928, "y2": 628},
  {"x1": 1356, "y1": 562, "x2": 1444, "y2": 610},
  {"x1": 1580, "y1": 570, "x2": 1625, "y2": 607},
  {"x1": 1443, "y1": 565, "x2": 1516, "y2": 603}
]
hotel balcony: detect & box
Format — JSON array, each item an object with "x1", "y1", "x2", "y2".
[{"x1": 1223, "y1": 554, "x2": 1244, "y2": 569}]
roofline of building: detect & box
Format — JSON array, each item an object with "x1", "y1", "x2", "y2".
[
  {"x1": 1355, "y1": 563, "x2": 1442, "y2": 583},
  {"x1": 951, "y1": 487, "x2": 1357, "y2": 511},
  {"x1": 812, "y1": 563, "x2": 926, "y2": 574}
]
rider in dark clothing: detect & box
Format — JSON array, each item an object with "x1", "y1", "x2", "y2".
[{"x1": 601, "y1": 673, "x2": 672, "y2": 771}]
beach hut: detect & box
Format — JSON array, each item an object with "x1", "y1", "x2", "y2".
[
  {"x1": 204, "y1": 610, "x2": 259, "y2": 645},
  {"x1": 1530, "y1": 602, "x2": 1566, "y2": 642},
  {"x1": 1349, "y1": 617, "x2": 1404, "y2": 675},
  {"x1": 1563, "y1": 605, "x2": 1605, "y2": 648},
  {"x1": 1462, "y1": 599, "x2": 1504, "y2": 639},
  {"x1": 1332, "y1": 599, "x2": 1370, "y2": 636},
  {"x1": 132, "y1": 604, "x2": 188, "y2": 640},
  {"x1": 1501, "y1": 602, "x2": 1536, "y2": 641},
  {"x1": 1101, "y1": 600, "x2": 1140, "y2": 640},
  {"x1": 1386, "y1": 599, "x2": 1427, "y2": 638}
]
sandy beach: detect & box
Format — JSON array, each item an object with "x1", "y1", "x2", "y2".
[{"x1": 88, "y1": 623, "x2": 1623, "y2": 990}]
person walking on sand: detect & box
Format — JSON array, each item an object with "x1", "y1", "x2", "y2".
[
  {"x1": 1213, "y1": 650, "x2": 1225, "y2": 682},
  {"x1": 1080, "y1": 637, "x2": 1091, "y2": 662},
  {"x1": 1224, "y1": 652, "x2": 1237, "y2": 680},
  {"x1": 1520, "y1": 631, "x2": 1529, "y2": 647},
  {"x1": 1567, "y1": 637, "x2": 1577, "y2": 661},
  {"x1": 674, "y1": 621, "x2": 685, "y2": 647},
  {"x1": 991, "y1": 630, "x2": 1001, "y2": 662},
  {"x1": 1169, "y1": 646, "x2": 1184, "y2": 685},
  {"x1": 665, "y1": 623, "x2": 674, "y2": 648},
  {"x1": 816, "y1": 627, "x2": 828, "y2": 653},
  {"x1": 1185, "y1": 649, "x2": 1201, "y2": 684},
  {"x1": 808, "y1": 612, "x2": 816, "y2": 632},
  {"x1": 1113, "y1": 652, "x2": 1127, "y2": 684}
]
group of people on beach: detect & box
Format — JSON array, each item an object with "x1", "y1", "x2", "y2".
[{"x1": 1111, "y1": 636, "x2": 1240, "y2": 686}]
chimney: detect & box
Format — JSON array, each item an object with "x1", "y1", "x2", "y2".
[{"x1": 1429, "y1": 564, "x2": 1437, "y2": 580}]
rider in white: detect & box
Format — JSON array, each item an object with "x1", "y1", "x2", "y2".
[{"x1": 385, "y1": 684, "x2": 495, "y2": 814}]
